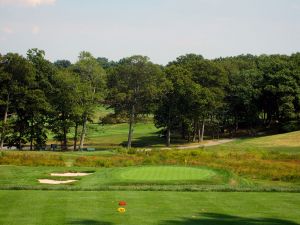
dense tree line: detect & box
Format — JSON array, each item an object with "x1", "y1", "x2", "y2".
[{"x1": 0, "y1": 49, "x2": 299, "y2": 149}]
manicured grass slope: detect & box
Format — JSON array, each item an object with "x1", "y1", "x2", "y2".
[
  {"x1": 243, "y1": 131, "x2": 300, "y2": 147},
  {"x1": 0, "y1": 191, "x2": 299, "y2": 225},
  {"x1": 81, "y1": 124, "x2": 300, "y2": 150},
  {"x1": 79, "y1": 122, "x2": 162, "y2": 147},
  {"x1": 119, "y1": 166, "x2": 216, "y2": 181},
  {"x1": 208, "y1": 131, "x2": 300, "y2": 153},
  {"x1": 48, "y1": 121, "x2": 162, "y2": 148},
  {"x1": 0, "y1": 165, "x2": 227, "y2": 188}
]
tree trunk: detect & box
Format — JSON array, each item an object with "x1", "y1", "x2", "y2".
[
  {"x1": 234, "y1": 117, "x2": 238, "y2": 136},
  {"x1": 127, "y1": 104, "x2": 135, "y2": 149},
  {"x1": 30, "y1": 137, "x2": 33, "y2": 151},
  {"x1": 181, "y1": 123, "x2": 185, "y2": 140},
  {"x1": 73, "y1": 122, "x2": 78, "y2": 151},
  {"x1": 30, "y1": 118, "x2": 34, "y2": 151},
  {"x1": 200, "y1": 119, "x2": 205, "y2": 142},
  {"x1": 266, "y1": 112, "x2": 272, "y2": 128},
  {"x1": 198, "y1": 121, "x2": 201, "y2": 143},
  {"x1": 79, "y1": 115, "x2": 87, "y2": 150},
  {"x1": 18, "y1": 131, "x2": 22, "y2": 150},
  {"x1": 0, "y1": 93, "x2": 9, "y2": 150},
  {"x1": 166, "y1": 126, "x2": 171, "y2": 147},
  {"x1": 192, "y1": 120, "x2": 196, "y2": 142},
  {"x1": 166, "y1": 109, "x2": 171, "y2": 147},
  {"x1": 62, "y1": 125, "x2": 67, "y2": 151}
]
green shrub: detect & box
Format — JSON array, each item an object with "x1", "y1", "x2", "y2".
[{"x1": 280, "y1": 121, "x2": 300, "y2": 132}]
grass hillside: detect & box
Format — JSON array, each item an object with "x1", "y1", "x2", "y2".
[
  {"x1": 245, "y1": 131, "x2": 300, "y2": 147},
  {"x1": 85, "y1": 122, "x2": 162, "y2": 147},
  {"x1": 208, "y1": 131, "x2": 300, "y2": 153}
]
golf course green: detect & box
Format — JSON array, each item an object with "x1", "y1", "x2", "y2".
[{"x1": 119, "y1": 166, "x2": 216, "y2": 181}]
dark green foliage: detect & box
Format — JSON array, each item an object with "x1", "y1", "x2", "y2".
[
  {"x1": 53, "y1": 59, "x2": 72, "y2": 69},
  {"x1": 106, "y1": 55, "x2": 167, "y2": 148},
  {"x1": 49, "y1": 70, "x2": 83, "y2": 150},
  {"x1": 155, "y1": 54, "x2": 228, "y2": 145},
  {"x1": 96, "y1": 57, "x2": 116, "y2": 70},
  {"x1": 0, "y1": 53, "x2": 36, "y2": 149},
  {"x1": 72, "y1": 51, "x2": 106, "y2": 149},
  {"x1": 1, "y1": 49, "x2": 300, "y2": 149}
]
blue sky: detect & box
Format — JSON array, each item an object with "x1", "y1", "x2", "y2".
[{"x1": 0, "y1": 0, "x2": 299, "y2": 64}]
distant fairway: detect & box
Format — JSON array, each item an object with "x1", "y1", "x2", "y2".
[
  {"x1": 119, "y1": 166, "x2": 216, "y2": 181},
  {"x1": 240, "y1": 131, "x2": 300, "y2": 147},
  {"x1": 208, "y1": 131, "x2": 300, "y2": 153},
  {"x1": 50, "y1": 122, "x2": 164, "y2": 148}
]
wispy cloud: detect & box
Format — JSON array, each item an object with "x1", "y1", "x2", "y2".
[{"x1": 0, "y1": 0, "x2": 56, "y2": 7}]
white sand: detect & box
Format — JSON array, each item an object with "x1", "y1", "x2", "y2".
[
  {"x1": 38, "y1": 179, "x2": 77, "y2": 184},
  {"x1": 50, "y1": 172, "x2": 92, "y2": 177}
]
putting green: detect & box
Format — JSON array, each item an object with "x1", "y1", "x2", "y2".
[{"x1": 119, "y1": 166, "x2": 216, "y2": 181}]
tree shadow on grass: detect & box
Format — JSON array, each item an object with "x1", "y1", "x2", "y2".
[
  {"x1": 160, "y1": 213, "x2": 299, "y2": 225},
  {"x1": 68, "y1": 219, "x2": 114, "y2": 225},
  {"x1": 120, "y1": 134, "x2": 164, "y2": 147},
  {"x1": 121, "y1": 134, "x2": 190, "y2": 148}
]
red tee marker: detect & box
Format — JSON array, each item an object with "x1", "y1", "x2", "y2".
[{"x1": 119, "y1": 201, "x2": 127, "y2": 206}]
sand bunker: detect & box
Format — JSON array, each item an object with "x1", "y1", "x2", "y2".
[
  {"x1": 38, "y1": 179, "x2": 77, "y2": 184},
  {"x1": 50, "y1": 172, "x2": 92, "y2": 177}
]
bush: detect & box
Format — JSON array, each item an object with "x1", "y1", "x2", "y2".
[{"x1": 280, "y1": 120, "x2": 300, "y2": 133}]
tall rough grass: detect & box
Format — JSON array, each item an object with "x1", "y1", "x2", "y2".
[
  {"x1": 74, "y1": 155, "x2": 144, "y2": 167},
  {"x1": 73, "y1": 149, "x2": 300, "y2": 182},
  {"x1": 0, "y1": 151, "x2": 65, "y2": 166},
  {"x1": 1, "y1": 149, "x2": 300, "y2": 182}
]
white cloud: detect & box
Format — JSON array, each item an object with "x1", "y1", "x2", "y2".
[
  {"x1": 0, "y1": 0, "x2": 56, "y2": 7},
  {"x1": 2, "y1": 26, "x2": 13, "y2": 34},
  {"x1": 32, "y1": 25, "x2": 40, "y2": 34}
]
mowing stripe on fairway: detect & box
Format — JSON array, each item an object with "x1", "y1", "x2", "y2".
[{"x1": 0, "y1": 191, "x2": 300, "y2": 225}]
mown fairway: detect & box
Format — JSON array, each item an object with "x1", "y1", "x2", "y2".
[
  {"x1": 209, "y1": 131, "x2": 300, "y2": 153},
  {"x1": 0, "y1": 191, "x2": 300, "y2": 225},
  {"x1": 86, "y1": 123, "x2": 162, "y2": 147},
  {"x1": 60, "y1": 122, "x2": 163, "y2": 148}
]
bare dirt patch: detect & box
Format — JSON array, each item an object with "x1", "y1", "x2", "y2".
[
  {"x1": 38, "y1": 179, "x2": 77, "y2": 184},
  {"x1": 50, "y1": 172, "x2": 92, "y2": 177}
]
